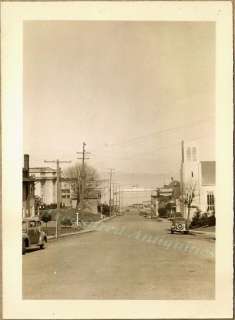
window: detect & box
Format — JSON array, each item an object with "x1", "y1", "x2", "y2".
[
  {"x1": 207, "y1": 192, "x2": 215, "y2": 212},
  {"x1": 62, "y1": 189, "x2": 70, "y2": 193}
]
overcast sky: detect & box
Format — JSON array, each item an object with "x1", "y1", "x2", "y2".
[{"x1": 23, "y1": 21, "x2": 215, "y2": 179}]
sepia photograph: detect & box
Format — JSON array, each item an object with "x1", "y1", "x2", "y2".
[
  {"x1": 1, "y1": 1, "x2": 233, "y2": 319},
  {"x1": 22, "y1": 20, "x2": 216, "y2": 300}
]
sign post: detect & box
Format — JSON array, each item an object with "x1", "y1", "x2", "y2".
[{"x1": 76, "y1": 209, "x2": 80, "y2": 227}]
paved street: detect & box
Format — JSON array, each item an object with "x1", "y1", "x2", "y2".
[{"x1": 23, "y1": 211, "x2": 215, "y2": 299}]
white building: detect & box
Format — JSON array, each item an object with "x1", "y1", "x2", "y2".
[
  {"x1": 182, "y1": 143, "x2": 215, "y2": 219},
  {"x1": 29, "y1": 167, "x2": 57, "y2": 205},
  {"x1": 198, "y1": 161, "x2": 215, "y2": 213}
]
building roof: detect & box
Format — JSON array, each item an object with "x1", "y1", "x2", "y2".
[{"x1": 30, "y1": 167, "x2": 56, "y2": 173}]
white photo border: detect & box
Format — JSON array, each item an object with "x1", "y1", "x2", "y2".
[{"x1": 1, "y1": 1, "x2": 233, "y2": 319}]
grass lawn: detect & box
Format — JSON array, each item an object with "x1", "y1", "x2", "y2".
[
  {"x1": 41, "y1": 224, "x2": 82, "y2": 236},
  {"x1": 40, "y1": 208, "x2": 101, "y2": 222}
]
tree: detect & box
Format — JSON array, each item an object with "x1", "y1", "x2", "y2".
[
  {"x1": 61, "y1": 217, "x2": 72, "y2": 226},
  {"x1": 183, "y1": 180, "x2": 197, "y2": 228},
  {"x1": 40, "y1": 211, "x2": 52, "y2": 231},
  {"x1": 158, "y1": 207, "x2": 167, "y2": 218},
  {"x1": 169, "y1": 178, "x2": 181, "y2": 199},
  {"x1": 64, "y1": 162, "x2": 99, "y2": 209},
  {"x1": 190, "y1": 209, "x2": 201, "y2": 228}
]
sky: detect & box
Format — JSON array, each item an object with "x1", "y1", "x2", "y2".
[{"x1": 23, "y1": 21, "x2": 215, "y2": 183}]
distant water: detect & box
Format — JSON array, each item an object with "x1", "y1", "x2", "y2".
[
  {"x1": 99, "y1": 171, "x2": 178, "y2": 205},
  {"x1": 114, "y1": 171, "x2": 172, "y2": 189}
]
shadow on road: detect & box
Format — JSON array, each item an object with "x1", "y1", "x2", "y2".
[{"x1": 24, "y1": 247, "x2": 42, "y2": 254}]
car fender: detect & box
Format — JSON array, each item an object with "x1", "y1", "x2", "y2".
[
  {"x1": 39, "y1": 231, "x2": 47, "y2": 244},
  {"x1": 22, "y1": 233, "x2": 30, "y2": 247}
]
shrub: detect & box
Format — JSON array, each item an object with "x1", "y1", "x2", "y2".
[
  {"x1": 199, "y1": 212, "x2": 208, "y2": 227},
  {"x1": 102, "y1": 204, "x2": 110, "y2": 216},
  {"x1": 61, "y1": 217, "x2": 72, "y2": 226},
  {"x1": 190, "y1": 210, "x2": 201, "y2": 228},
  {"x1": 40, "y1": 211, "x2": 52, "y2": 224},
  {"x1": 208, "y1": 214, "x2": 216, "y2": 226},
  {"x1": 158, "y1": 207, "x2": 167, "y2": 217},
  {"x1": 190, "y1": 210, "x2": 216, "y2": 228}
]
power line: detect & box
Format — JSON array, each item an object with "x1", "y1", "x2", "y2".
[
  {"x1": 108, "y1": 116, "x2": 215, "y2": 149},
  {"x1": 92, "y1": 135, "x2": 213, "y2": 163},
  {"x1": 102, "y1": 140, "x2": 211, "y2": 164}
]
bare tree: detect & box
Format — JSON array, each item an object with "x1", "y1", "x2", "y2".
[
  {"x1": 183, "y1": 180, "x2": 197, "y2": 227},
  {"x1": 64, "y1": 162, "x2": 99, "y2": 209}
]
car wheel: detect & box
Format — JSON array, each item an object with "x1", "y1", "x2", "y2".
[
  {"x1": 22, "y1": 240, "x2": 26, "y2": 255},
  {"x1": 171, "y1": 229, "x2": 174, "y2": 234},
  {"x1": 40, "y1": 239, "x2": 46, "y2": 250}
]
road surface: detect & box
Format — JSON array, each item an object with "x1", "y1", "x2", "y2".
[{"x1": 23, "y1": 211, "x2": 215, "y2": 299}]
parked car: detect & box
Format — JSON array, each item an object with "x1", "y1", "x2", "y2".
[
  {"x1": 170, "y1": 217, "x2": 189, "y2": 234},
  {"x1": 22, "y1": 217, "x2": 47, "y2": 254}
]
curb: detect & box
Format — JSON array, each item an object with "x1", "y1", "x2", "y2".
[
  {"x1": 47, "y1": 214, "x2": 117, "y2": 241},
  {"x1": 47, "y1": 229, "x2": 95, "y2": 241}
]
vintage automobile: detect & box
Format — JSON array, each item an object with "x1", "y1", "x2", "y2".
[
  {"x1": 22, "y1": 217, "x2": 47, "y2": 254},
  {"x1": 170, "y1": 217, "x2": 189, "y2": 234}
]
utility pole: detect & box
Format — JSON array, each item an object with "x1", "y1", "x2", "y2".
[
  {"x1": 180, "y1": 140, "x2": 185, "y2": 218},
  {"x1": 112, "y1": 183, "x2": 121, "y2": 215},
  {"x1": 115, "y1": 184, "x2": 119, "y2": 214},
  {"x1": 44, "y1": 159, "x2": 71, "y2": 239},
  {"x1": 112, "y1": 183, "x2": 116, "y2": 214},
  {"x1": 118, "y1": 184, "x2": 121, "y2": 214},
  {"x1": 113, "y1": 183, "x2": 118, "y2": 214},
  {"x1": 120, "y1": 186, "x2": 123, "y2": 214},
  {"x1": 77, "y1": 142, "x2": 91, "y2": 210},
  {"x1": 108, "y1": 169, "x2": 115, "y2": 216}
]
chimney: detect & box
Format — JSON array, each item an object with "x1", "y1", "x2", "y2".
[{"x1": 24, "y1": 154, "x2": 29, "y2": 177}]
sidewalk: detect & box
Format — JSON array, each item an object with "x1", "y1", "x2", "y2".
[
  {"x1": 47, "y1": 214, "x2": 117, "y2": 241},
  {"x1": 190, "y1": 227, "x2": 216, "y2": 240}
]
